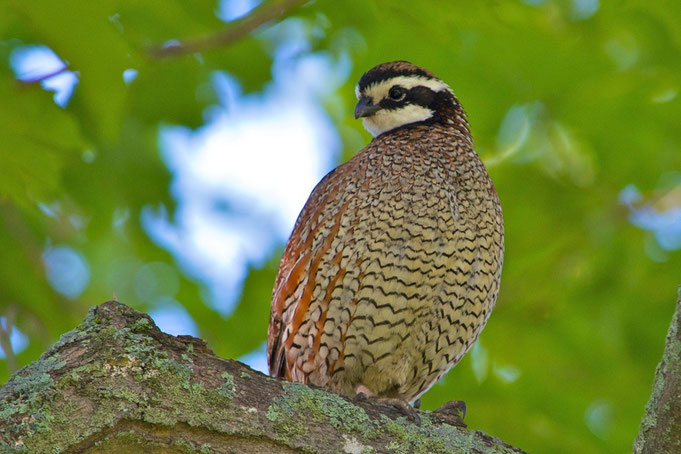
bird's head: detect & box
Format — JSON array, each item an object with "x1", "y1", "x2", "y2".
[{"x1": 354, "y1": 61, "x2": 466, "y2": 137}]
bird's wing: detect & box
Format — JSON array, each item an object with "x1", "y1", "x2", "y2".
[{"x1": 267, "y1": 166, "x2": 348, "y2": 378}]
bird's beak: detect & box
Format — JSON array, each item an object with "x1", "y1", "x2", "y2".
[{"x1": 354, "y1": 97, "x2": 381, "y2": 119}]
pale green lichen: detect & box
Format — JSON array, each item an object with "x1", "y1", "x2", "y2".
[
  {"x1": 1, "y1": 302, "x2": 522, "y2": 453},
  {"x1": 0, "y1": 303, "x2": 243, "y2": 452},
  {"x1": 131, "y1": 317, "x2": 150, "y2": 331},
  {"x1": 199, "y1": 443, "x2": 217, "y2": 454},
  {"x1": 634, "y1": 299, "x2": 681, "y2": 452},
  {"x1": 0, "y1": 354, "x2": 66, "y2": 443},
  {"x1": 380, "y1": 415, "x2": 447, "y2": 454},
  {"x1": 385, "y1": 441, "x2": 403, "y2": 452},
  {"x1": 50, "y1": 327, "x2": 88, "y2": 351},
  {"x1": 284, "y1": 382, "x2": 375, "y2": 435},
  {"x1": 265, "y1": 381, "x2": 379, "y2": 449},
  {"x1": 217, "y1": 372, "x2": 236, "y2": 399},
  {"x1": 263, "y1": 382, "x2": 494, "y2": 453},
  {"x1": 266, "y1": 404, "x2": 308, "y2": 440},
  {"x1": 171, "y1": 438, "x2": 196, "y2": 452}
]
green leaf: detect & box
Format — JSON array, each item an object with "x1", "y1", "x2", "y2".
[{"x1": 0, "y1": 71, "x2": 86, "y2": 208}]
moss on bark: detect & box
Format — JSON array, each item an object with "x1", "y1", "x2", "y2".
[
  {"x1": 634, "y1": 290, "x2": 681, "y2": 454},
  {"x1": 0, "y1": 301, "x2": 525, "y2": 453}
]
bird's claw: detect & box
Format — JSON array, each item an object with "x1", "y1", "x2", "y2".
[
  {"x1": 379, "y1": 397, "x2": 421, "y2": 425},
  {"x1": 352, "y1": 391, "x2": 368, "y2": 403},
  {"x1": 352, "y1": 393, "x2": 421, "y2": 424},
  {"x1": 431, "y1": 400, "x2": 467, "y2": 427}
]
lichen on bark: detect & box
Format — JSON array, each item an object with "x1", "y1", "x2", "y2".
[
  {"x1": 0, "y1": 301, "x2": 525, "y2": 453},
  {"x1": 633, "y1": 289, "x2": 681, "y2": 454}
]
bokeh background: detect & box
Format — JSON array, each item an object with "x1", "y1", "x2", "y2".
[{"x1": 2, "y1": 0, "x2": 681, "y2": 452}]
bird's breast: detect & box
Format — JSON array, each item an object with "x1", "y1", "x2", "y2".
[{"x1": 276, "y1": 129, "x2": 503, "y2": 403}]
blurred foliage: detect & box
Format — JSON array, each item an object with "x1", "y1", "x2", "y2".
[{"x1": 1, "y1": 0, "x2": 681, "y2": 452}]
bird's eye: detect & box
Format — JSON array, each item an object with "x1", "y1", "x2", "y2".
[{"x1": 389, "y1": 86, "x2": 406, "y2": 101}]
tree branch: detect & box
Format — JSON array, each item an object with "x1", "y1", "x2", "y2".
[
  {"x1": 148, "y1": 0, "x2": 306, "y2": 58},
  {"x1": 0, "y1": 301, "x2": 525, "y2": 453},
  {"x1": 634, "y1": 288, "x2": 681, "y2": 453}
]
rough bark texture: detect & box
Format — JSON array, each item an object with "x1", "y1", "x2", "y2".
[
  {"x1": 634, "y1": 289, "x2": 681, "y2": 454},
  {"x1": 0, "y1": 301, "x2": 525, "y2": 453}
]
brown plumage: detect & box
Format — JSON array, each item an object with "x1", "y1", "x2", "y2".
[{"x1": 267, "y1": 61, "x2": 504, "y2": 404}]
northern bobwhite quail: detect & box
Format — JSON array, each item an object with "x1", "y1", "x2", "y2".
[{"x1": 267, "y1": 61, "x2": 504, "y2": 411}]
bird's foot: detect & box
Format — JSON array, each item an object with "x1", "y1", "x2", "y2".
[
  {"x1": 375, "y1": 397, "x2": 421, "y2": 424},
  {"x1": 352, "y1": 391, "x2": 369, "y2": 403},
  {"x1": 352, "y1": 385, "x2": 420, "y2": 424},
  {"x1": 352, "y1": 384, "x2": 373, "y2": 403},
  {"x1": 430, "y1": 400, "x2": 467, "y2": 427}
]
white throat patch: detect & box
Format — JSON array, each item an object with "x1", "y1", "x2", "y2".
[{"x1": 362, "y1": 104, "x2": 434, "y2": 137}]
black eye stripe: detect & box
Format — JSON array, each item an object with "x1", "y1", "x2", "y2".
[{"x1": 379, "y1": 98, "x2": 409, "y2": 109}]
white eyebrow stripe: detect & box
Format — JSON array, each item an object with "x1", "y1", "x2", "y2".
[{"x1": 363, "y1": 75, "x2": 452, "y2": 96}]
